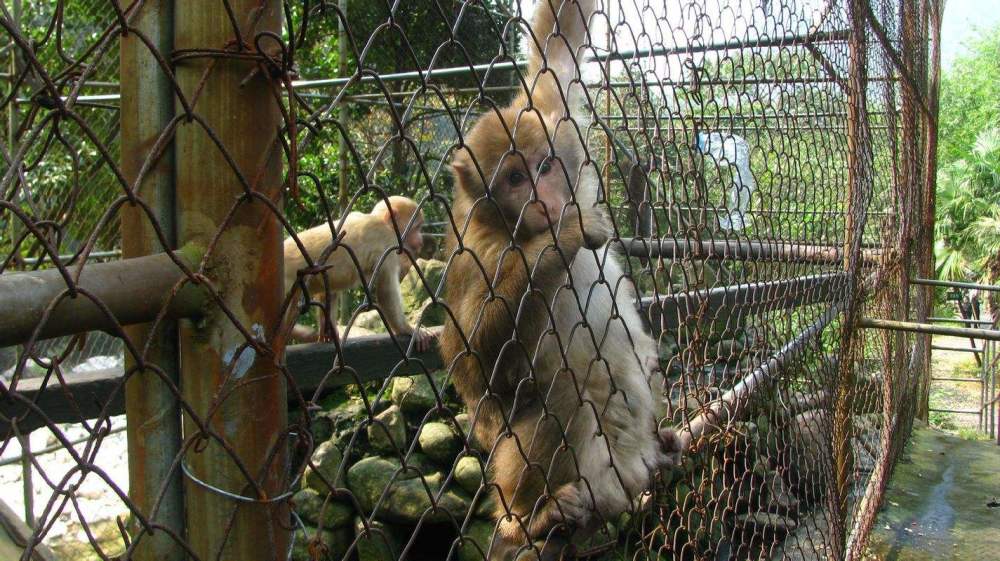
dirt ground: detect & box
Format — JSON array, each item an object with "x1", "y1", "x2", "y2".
[{"x1": 927, "y1": 334, "x2": 992, "y2": 437}]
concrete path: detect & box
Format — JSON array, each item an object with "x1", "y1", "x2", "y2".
[{"x1": 866, "y1": 424, "x2": 1000, "y2": 560}]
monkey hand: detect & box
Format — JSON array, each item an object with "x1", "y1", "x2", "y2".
[
  {"x1": 410, "y1": 327, "x2": 436, "y2": 353},
  {"x1": 579, "y1": 206, "x2": 612, "y2": 250}
]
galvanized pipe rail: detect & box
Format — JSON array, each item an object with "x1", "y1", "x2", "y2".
[
  {"x1": 622, "y1": 237, "x2": 880, "y2": 265},
  {"x1": 911, "y1": 277, "x2": 1000, "y2": 292},
  {"x1": 0, "y1": 250, "x2": 206, "y2": 347},
  {"x1": 859, "y1": 318, "x2": 1000, "y2": 342}
]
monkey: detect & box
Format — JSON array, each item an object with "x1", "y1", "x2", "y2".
[
  {"x1": 438, "y1": 1, "x2": 681, "y2": 558},
  {"x1": 284, "y1": 195, "x2": 434, "y2": 351}
]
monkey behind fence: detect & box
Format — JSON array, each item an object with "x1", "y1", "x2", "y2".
[{"x1": 438, "y1": 1, "x2": 682, "y2": 559}]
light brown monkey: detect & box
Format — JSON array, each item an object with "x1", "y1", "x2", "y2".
[
  {"x1": 284, "y1": 196, "x2": 434, "y2": 351},
  {"x1": 438, "y1": 1, "x2": 680, "y2": 559}
]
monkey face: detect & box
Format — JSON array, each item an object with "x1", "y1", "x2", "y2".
[
  {"x1": 402, "y1": 213, "x2": 424, "y2": 255},
  {"x1": 453, "y1": 107, "x2": 581, "y2": 236}
]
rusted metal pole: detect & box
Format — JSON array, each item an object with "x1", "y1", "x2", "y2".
[
  {"x1": 834, "y1": 0, "x2": 874, "y2": 556},
  {"x1": 336, "y1": 0, "x2": 351, "y2": 326},
  {"x1": 0, "y1": 251, "x2": 205, "y2": 347},
  {"x1": 914, "y1": 0, "x2": 942, "y2": 421},
  {"x1": 679, "y1": 302, "x2": 843, "y2": 448},
  {"x1": 622, "y1": 237, "x2": 880, "y2": 264},
  {"x1": 174, "y1": 1, "x2": 289, "y2": 559},
  {"x1": 912, "y1": 277, "x2": 1000, "y2": 292},
  {"x1": 859, "y1": 318, "x2": 1000, "y2": 342},
  {"x1": 120, "y1": 2, "x2": 185, "y2": 559}
]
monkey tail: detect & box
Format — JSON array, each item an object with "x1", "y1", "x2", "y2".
[{"x1": 526, "y1": 0, "x2": 597, "y2": 113}]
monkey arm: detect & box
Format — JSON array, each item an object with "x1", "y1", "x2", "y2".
[
  {"x1": 372, "y1": 254, "x2": 415, "y2": 338},
  {"x1": 466, "y1": 213, "x2": 595, "y2": 387}
]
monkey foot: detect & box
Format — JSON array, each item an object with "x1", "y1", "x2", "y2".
[
  {"x1": 656, "y1": 427, "x2": 683, "y2": 468},
  {"x1": 547, "y1": 484, "x2": 594, "y2": 534}
]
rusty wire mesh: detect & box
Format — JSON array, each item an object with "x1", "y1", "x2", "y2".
[{"x1": 0, "y1": 0, "x2": 937, "y2": 560}]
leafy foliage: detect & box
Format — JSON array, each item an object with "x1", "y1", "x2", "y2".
[
  {"x1": 935, "y1": 127, "x2": 1000, "y2": 281},
  {"x1": 938, "y1": 23, "x2": 1000, "y2": 167}
]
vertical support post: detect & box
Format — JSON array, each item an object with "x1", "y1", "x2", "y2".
[
  {"x1": 337, "y1": 0, "x2": 352, "y2": 325},
  {"x1": 18, "y1": 432, "x2": 33, "y2": 528},
  {"x1": 174, "y1": 2, "x2": 289, "y2": 559},
  {"x1": 915, "y1": 0, "x2": 942, "y2": 420},
  {"x1": 120, "y1": 3, "x2": 185, "y2": 560},
  {"x1": 833, "y1": 0, "x2": 873, "y2": 556}
]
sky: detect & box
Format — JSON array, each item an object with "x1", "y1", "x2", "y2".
[{"x1": 940, "y1": 0, "x2": 1000, "y2": 71}]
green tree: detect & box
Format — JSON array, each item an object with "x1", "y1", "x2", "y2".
[
  {"x1": 935, "y1": 127, "x2": 1000, "y2": 281},
  {"x1": 938, "y1": 23, "x2": 1000, "y2": 167}
]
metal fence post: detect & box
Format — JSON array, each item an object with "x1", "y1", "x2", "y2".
[
  {"x1": 834, "y1": 0, "x2": 875, "y2": 557},
  {"x1": 120, "y1": 2, "x2": 185, "y2": 559},
  {"x1": 174, "y1": 1, "x2": 289, "y2": 558},
  {"x1": 917, "y1": 0, "x2": 942, "y2": 422}
]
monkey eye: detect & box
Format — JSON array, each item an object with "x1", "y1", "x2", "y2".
[
  {"x1": 538, "y1": 159, "x2": 552, "y2": 175},
  {"x1": 508, "y1": 170, "x2": 526, "y2": 186}
]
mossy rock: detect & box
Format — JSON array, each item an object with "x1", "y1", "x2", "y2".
[
  {"x1": 367, "y1": 405, "x2": 408, "y2": 454},
  {"x1": 391, "y1": 373, "x2": 448, "y2": 416},
  {"x1": 456, "y1": 518, "x2": 497, "y2": 561},
  {"x1": 346, "y1": 456, "x2": 471, "y2": 524},
  {"x1": 453, "y1": 455, "x2": 485, "y2": 495},
  {"x1": 293, "y1": 488, "x2": 354, "y2": 529},
  {"x1": 354, "y1": 516, "x2": 399, "y2": 561},
  {"x1": 303, "y1": 440, "x2": 345, "y2": 492},
  {"x1": 290, "y1": 526, "x2": 351, "y2": 561},
  {"x1": 354, "y1": 309, "x2": 388, "y2": 333},
  {"x1": 418, "y1": 421, "x2": 462, "y2": 465},
  {"x1": 400, "y1": 259, "x2": 446, "y2": 313}
]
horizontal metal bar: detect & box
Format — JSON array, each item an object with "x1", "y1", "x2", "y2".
[
  {"x1": 20, "y1": 29, "x2": 852, "y2": 104},
  {"x1": 931, "y1": 345, "x2": 981, "y2": 353},
  {"x1": 928, "y1": 317, "x2": 995, "y2": 326},
  {"x1": 643, "y1": 272, "x2": 847, "y2": 330},
  {"x1": 15, "y1": 249, "x2": 121, "y2": 267},
  {"x1": 0, "y1": 249, "x2": 207, "y2": 347},
  {"x1": 621, "y1": 237, "x2": 879, "y2": 265},
  {"x1": 928, "y1": 408, "x2": 981, "y2": 415},
  {"x1": 681, "y1": 300, "x2": 844, "y2": 449},
  {"x1": 930, "y1": 377, "x2": 982, "y2": 383},
  {"x1": 911, "y1": 277, "x2": 1000, "y2": 292},
  {"x1": 859, "y1": 318, "x2": 1000, "y2": 342},
  {"x1": 1, "y1": 330, "x2": 442, "y2": 435}
]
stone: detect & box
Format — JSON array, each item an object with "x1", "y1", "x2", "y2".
[
  {"x1": 400, "y1": 259, "x2": 446, "y2": 313},
  {"x1": 391, "y1": 373, "x2": 447, "y2": 416},
  {"x1": 418, "y1": 421, "x2": 462, "y2": 464},
  {"x1": 291, "y1": 526, "x2": 352, "y2": 561},
  {"x1": 456, "y1": 518, "x2": 498, "y2": 561},
  {"x1": 293, "y1": 488, "x2": 354, "y2": 529},
  {"x1": 763, "y1": 471, "x2": 799, "y2": 515},
  {"x1": 473, "y1": 490, "x2": 497, "y2": 518},
  {"x1": 354, "y1": 517, "x2": 399, "y2": 561},
  {"x1": 346, "y1": 456, "x2": 472, "y2": 524},
  {"x1": 303, "y1": 440, "x2": 345, "y2": 493},
  {"x1": 453, "y1": 456, "x2": 485, "y2": 494},
  {"x1": 454, "y1": 413, "x2": 471, "y2": 434},
  {"x1": 367, "y1": 405, "x2": 407, "y2": 454},
  {"x1": 354, "y1": 309, "x2": 388, "y2": 333}
]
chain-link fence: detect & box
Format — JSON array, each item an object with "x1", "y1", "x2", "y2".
[{"x1": 1, "y1": 0, "x2": 943, "y2": 560}]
